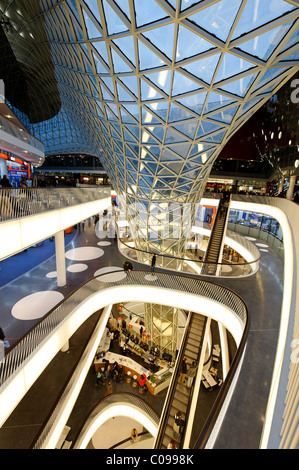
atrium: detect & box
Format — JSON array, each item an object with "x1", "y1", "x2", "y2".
[{"x1": 0, "y1": 0, "x2": 298, "y2": 451}]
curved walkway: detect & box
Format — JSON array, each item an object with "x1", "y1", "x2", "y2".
[{"x1": 0, "y1": 220, "x2": 284, "y2": 449}]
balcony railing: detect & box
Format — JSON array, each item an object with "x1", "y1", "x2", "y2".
[
  {"x1": 0, "y1": 187, "x2": 111, "y2": 222},
  {"x1": 0, "y1": 271, "x2": 248, "y2": 391}
]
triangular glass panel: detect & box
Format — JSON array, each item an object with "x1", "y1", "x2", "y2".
[
  {"x1": 201, "y1": 130, "x2": 226, "y2": 144},
  {"x1": 234, "y1": 22, "x2": 293, "y2": 61},
  {"x1": 215, "y1": 53, "x2": 256, "y2": 83},
  {"x1": 141, "y1": 108, "x2": 161, "y2": 125},
  {"x1": 168, "y1": 143, "x2": 191, "y2": 158},
  {"x1": 280, "y1": 26, "x2": 299, "y2": 54},
  {"x1": 118, "y1": 75, "x2": 139, "y2": 98},
  {"x1": 148, "y1": 102, "x2": 169, "y2": 121},
  {"x1": 111, "y1": 48, "x2": 132, "y2": 73},
  {"x1": 172, "y1": 121, "x2": 198, "y2": 140},
  {"x1": 142, "y1": 23, "x2": 175, "y2": 60},
  {"x1": 142, "y1": 128, "x2": 160, "y2": 144},
  {"x1": 165, "y1": 128, "x2": 186, "y2": 144},
  {"x1": 123, "y1": 129, "x2": 138, "y2": 143},
  {"x1": 140, "y1": 162, "x2": 158, "y2": 175},
  {"x1": 143, "y1": 70, "x2": 171, "y2": 95},
  {"x1": 114, "y1": 0, "x2": 131, "y2": 20},
  {"x1": 123, "y1": 104, "x2": 139, "y2": 120},
  {"x1": 102, "y1": 0, "x2": 129, "y2": 35},
  {"x1": 117, "y1": 83, "x2": 135, "y2": 101},
  {"x1": 86, "y1": 0, "x2": 101, "y2": 20},
  {"x1": 208, "y1": 106, "x2": 239, "y2": 124},
  {"x1": 279, "y1": 49, "x2": 299, "y2": 62},
  {"x1": 182, "y1": 53, "x2": 221, "y2": 84},
  {"x1": 168, "y1": 103, "x2": 194, "y2": 122},
  {"x1": 219, "y1": 72, "x2": 258, "y2": 97},
  {"x1": 189, "y1": 0, "x2": 242, "y2": 42},
  {"x1": 126, "y1": 160, "x2": 136, "y2": 173},
  {"x1": 92, "y1": 41, "x2": 109, "y2": 65},
  {"x1": 101, "y1": 76, "x2": 114, "y2": 94},
  {"x1": 120, "y1": 107, "x2": 137, "y2": 124},
  {"x1": 177, "y1": 91, "x2": 207, "y2": 115},
  {"x1": 134, "y1": 0, "x2": 168, "y2": 27},
  {"x1": 160, "y1": 148, "x2": 182, "y2": 162},
  {"x1": 140, "y1": 79, "x2": 164, "y2": 101},
  {"x1": 254, "y1": 67, "x2": 290, "y2": 92},
  {"x1": 172, "y1": 70, "x2": 202, "y2": 96},
  {"x1": 127, "y1": 126, "x2": 140, "y2": 141},
  {"x1": 204, "y1": 92, "x2": 236, "y2": 113},
  {"x1": 190, "y1": 149, "x2": 214, "y2": 164},
  {"x1": 232, "y1": 0, "x2": 296, "y2": 40},
  {"x1": 138, "y1": 39, "x2": 166, "y2": 70},
  {"x1": 112, "y1": 35, "x2": 136, "y2": 64},
  {"x1": 100, "y1": 84, "x2": 113, "y2": 100},
  {"x1": 196, "y1": 121, "x2": 224, "y2": 138},
  {"x1": 176, "y1": 24, "x2": 216, "y2": 62},
  {"x1": 237, "y1": 98, "x2": 260, "y2": 118},
  {"x1": 167, "y1": 162, "x2": 185, "y2": 173},
  {"x1": 126, "y1": 144, "x2": 139, "y2": 158},
  {"x1": 82, "y1": 8, "x2": 102, "y2": 39},
  {"x1": 146, "y1": 126, "x2": 165, "y2": 143}
]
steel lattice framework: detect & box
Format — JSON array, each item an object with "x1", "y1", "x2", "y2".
[{"x1": 1, "y1": 0, "x2": 299, "y2": 245}]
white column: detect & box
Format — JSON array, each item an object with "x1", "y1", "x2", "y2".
[
  {"x1": 55, "y1": 230, "x2": 66, "y2": 287},
  {"x1": 0, "y1": 158, "x2": 7, "y2": 178},
  {"x1": 286, "y1": 175, "x2": 296, "y2": 200}
]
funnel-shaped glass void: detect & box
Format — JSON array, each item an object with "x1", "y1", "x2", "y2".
[{"x1": 10, "y1": 0, "x2": 296, "y2": 258}]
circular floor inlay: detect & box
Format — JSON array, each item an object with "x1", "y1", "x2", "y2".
[
  {"x1": 97, "y1": 241, "x2": 111, "y2": 246},
  {"x1": 46, "y1": 271, "x2": 57, "y2": 278},
  {"x1": 255, "y1": 243, "x2": 268, "y2": 248},
  {"x1": 244, "y1": 236, "x2": 256, "y2": 241},
  {"x1": 94, "y1": 266, "x2": 126, "y2": 282},
  {"x1": 65, "y1": 247, "x2": 104, "y2": 261},
  {"x1": 12, "y1": 291, "x2": 64, "y2": 320},
  {"x1": 67, "y1": 263, "x2": 88, "y2": 273},
  {"x1": 259, "y1": 249, "x2": 269, "y2": 252}
]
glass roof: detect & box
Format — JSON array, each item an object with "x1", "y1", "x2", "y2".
[{"x1": 14, "y1": 0, "x2": 297, "y2": 206}]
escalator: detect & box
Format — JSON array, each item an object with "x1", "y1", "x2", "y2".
[
  {"x1": 202, "y1": 194, "x2": 230, "y2": 275},
  {"x1": 154, "y1": 313, "x2": 207, "y2": 449}
]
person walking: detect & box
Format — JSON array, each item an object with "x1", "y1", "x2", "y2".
[
  {"x1": 167, "y1": 439, "x2": 177, "y2": 449},
  {"x1": 151, "y1": 253, "x2": 156, "y2": 275},
  {"x1": 131, "y1": 428, "x2": 138, "y2": 443},
  {"x1": 173, "y1": 411, "x2": 184, "y2": 440},
  {"x1": 178, "y1": 357, "x2": 188, "y2": 384},
  {"x1": 95, "y1": 369, "x2": 105, "y2": 386},
  {"x1": 105, "y1": 380, "x2": 113, "y2": 396},
  {"x1": 186, "y1": 361, "x2": 198, "y2": 388}
]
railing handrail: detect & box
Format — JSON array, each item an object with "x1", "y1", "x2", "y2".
[
  {"x1": 118, "y1": 237, "x2": 260, "y2": 268},
  {"x1": 193, "y1": 302, "x2": 250, "y2": 449},
  {"x1": 153, "y1": 311, "x2": 193, "y2": 448},
  {"x1": 72, "y1": 392, "x2": 160, "y2": 449},
  {"x1": 0, "y1": 187, "x2": 111, "y2": 222},
  {"x1": 0, "y1": 270, "x2": 248, "y2": 391}
]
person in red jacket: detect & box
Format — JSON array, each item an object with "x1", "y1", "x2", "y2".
[{"x1": 139, "y1": 373, "x2": 146, "y2": 387}]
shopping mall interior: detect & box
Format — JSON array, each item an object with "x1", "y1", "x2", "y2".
[{"x1": 0, "y1": 0, "x2": 298, "y2": 452}]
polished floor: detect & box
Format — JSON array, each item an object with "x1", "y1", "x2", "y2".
[{"x1": 0, "y1": 219, "x2": 284, "y2": 449}]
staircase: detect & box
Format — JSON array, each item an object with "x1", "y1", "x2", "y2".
[
  {"x1": 156, "y1": 313, "x2": 206, "y2": 449},
  {"x1": 202, "y1": 194, "x2": 230, "y2": 275}
]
